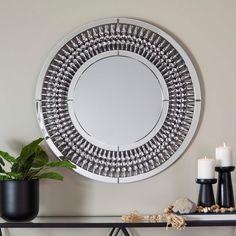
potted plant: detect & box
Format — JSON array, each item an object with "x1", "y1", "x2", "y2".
[{"x1": 0, "y1": 138, "x2": 76, "y2": 221}]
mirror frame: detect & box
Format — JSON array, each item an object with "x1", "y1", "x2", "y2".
[{"x1": 36, "y1": 18, "x2": 201, "y2": 183}]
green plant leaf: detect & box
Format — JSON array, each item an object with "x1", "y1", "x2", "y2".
[
  {"x1": 0, "y1": 138, "x2": 74, "y2": 181},
  {"x1": 0, "y1": 151, "x2": 16, "y2": 164},
  {"x1": 12, "y1": 154, "x2": 35, "y2": 177},
  {"x1": 46, "y1": 161, "x2": 76, "y2": 169},
  {"x1": 24, "y1": 168, "x2": 43, "y2": 180},
  {"x1": 19, "y1": 138, "x2": 44, "y2": 161},
  {"x1": 36, "y1": 172, "x2": 64, "y2": 181},
  {"x1": 12, "y1": 138, "x2": 44, "y2": 174},
  {"x1": 7, "y1": 172, "x2": 23, "y2": 180},
  {"x1": 0, "y1": 175, "x2": 12, "y2": 180},
  {"x1": 32, "y1": 146, "x2": 49, "y2": 168}
]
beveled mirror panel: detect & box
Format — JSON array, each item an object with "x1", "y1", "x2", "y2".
[{"x1": 36, "y1": 18, "x2": 201, "y2": 183}]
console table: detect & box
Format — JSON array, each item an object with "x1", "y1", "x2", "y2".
[{"x1": 1, "y1": 216, "x2": 236, "y2": 236}]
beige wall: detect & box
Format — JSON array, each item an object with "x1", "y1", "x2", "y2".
[{"x1": 1, "y1": 0, "x2": 236, "y2": 235}]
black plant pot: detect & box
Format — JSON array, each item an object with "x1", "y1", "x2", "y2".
[{"x1": 0, "y1": 180, "x2": 39, "y2": 221}]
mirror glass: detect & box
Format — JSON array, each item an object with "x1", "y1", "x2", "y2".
[{"x1": 73, "y1": 56, "x2": 163, "y2": 147}]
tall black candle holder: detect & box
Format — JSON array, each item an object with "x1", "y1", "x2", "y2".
[
  {"x1": 215, "y1": 166, "x2": 235, "y2": 208},
  {"x1": 196, "y1": 178, "x2": 217, "y2": 207}
]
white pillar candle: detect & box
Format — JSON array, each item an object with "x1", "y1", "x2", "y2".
[
  {"x1": 198, "y1": 156, "x2": 215, "y2": 179},
  {"x1": 215, "y1": 143, "x2": 233, "y2": 167}
]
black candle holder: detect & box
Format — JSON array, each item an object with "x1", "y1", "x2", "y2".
[
  {"x1": 196, "y1": 178, "x2": 217, "y2": 207},
  {"x1": 215, "y1": 166, "x2": 235, "y2": 208}
]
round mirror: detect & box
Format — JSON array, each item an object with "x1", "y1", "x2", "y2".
[
  {"x1": 36, "y1": 18, "x2": 201, "y2": 183},
  {"x1": 70, "y1": 54, "x2": 165, "y2": 150}
]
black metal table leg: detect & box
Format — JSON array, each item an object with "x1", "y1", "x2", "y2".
[
  {"x1": 0, "y1": 228, "x2": 2, "y2": 236},
  {"x1": 121, "y1": 228, "x2": 131, "y2": 236},
  {"x1": 114, "y1": 228, "x2": 120, "y2": 236},
  {"x1": 108, "y1": 227, "x2": 116, "y2": 236},
  {"x1": 108, "y1": 227, "x2": 121, "y2": 236}
]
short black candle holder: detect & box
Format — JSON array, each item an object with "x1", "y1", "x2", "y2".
[
  {"x1": 196, "y1": 178, "x2": 217, "y2": 207},
  {"x1": 215, "y1": 166, "x2": 235, "y2": 208}
]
